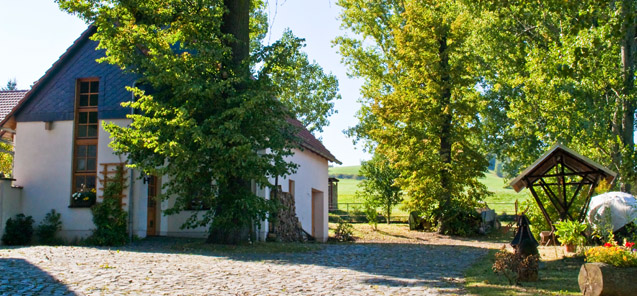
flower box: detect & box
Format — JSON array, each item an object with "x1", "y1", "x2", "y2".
[{"x1": 71, "y1": 191, "x2": 96, "y2": 208}]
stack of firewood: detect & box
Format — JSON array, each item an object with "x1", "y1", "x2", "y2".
[{"x1": 267, "y1": 190, "x2": 309, "y2": 242}]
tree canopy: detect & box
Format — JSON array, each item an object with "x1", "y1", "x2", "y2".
[
  {"x1": 56, "y1": 0, "x2": 338, "y2": 243},
  {"x1": 476, "y1": 1, "x2": 637, "y2": 193},
  {"x1": 337, "y1": 0, "x2": 491, "y2": 233}
]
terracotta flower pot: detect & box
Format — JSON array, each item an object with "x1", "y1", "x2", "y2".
[{"x1": 565, "y1": 243, "x2": 576, "y2": 253}]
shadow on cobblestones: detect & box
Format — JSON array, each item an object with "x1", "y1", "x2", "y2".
[
  {"x1": 0, "y1": 238, "x2": 492, "y2": 295},
  {"x1": 0, "y1": 257, "x2": 77, "y2": 295},
  {"x1": 123, "y1": 237, "x2": 488, "y2": 289}
]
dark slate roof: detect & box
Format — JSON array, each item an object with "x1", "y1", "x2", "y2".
[
  {"x1": 288, "y1": 118, "x2": 341, "y2": 164},
  {"x1": 1, "y1": 26, "x2": 96, "y2": 128},
  {"x1": 0, "y1": 90, "x2": 27, "y2": 122},
  {"x1": 1, "y1": 26, "x2": 340, "y2": 164},
  {"x1": 2, "y1": 25, "x2": 137, "y2": 125}
]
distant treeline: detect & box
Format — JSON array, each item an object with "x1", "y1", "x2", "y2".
[
  {"x1": 488, "y1": 156, "x2": 505, "y2": 178},
  {"x1": 329, "y1": 174, "x2": 366, "y2": 180}
]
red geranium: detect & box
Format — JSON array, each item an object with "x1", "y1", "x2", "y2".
[
  {"x1": 626, "y1": 242, "x2": 635, "y2": 248},
  {"x1": 604, "y1": 242, "x2": 613, "y2": 247}
]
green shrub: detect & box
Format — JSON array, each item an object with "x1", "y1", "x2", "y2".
[
  {"x1": 348, "y1": 205, "x2": 367, "y2": 223},
  {"x1": 439, "y1": 204, "x2": 481, "y2": 236},
  {"x1": 364, "y1": 203, "x2": 378, "y2": 230},
  {"x1": 554, "y1": 220, "x2": 587, "y2": 246},
  {"x1": 86, "y1": 166, "x2": 128, "y2": 246},
  {"x1": 334, "y1": 218, "x2": 354, "y2": 241},
  {"x1": 2, "y1": 213, "x2": 34, "y2": 245},
  {"x1": 35, "y1": 209, "x2": 63, "y2": 245}
]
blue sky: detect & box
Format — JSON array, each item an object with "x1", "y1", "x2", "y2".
[{"x1": 0, "y1": 0, "x2": 370, "y2": 166}]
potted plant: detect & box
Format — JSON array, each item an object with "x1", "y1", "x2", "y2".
[
  {"x1": 554, "y1": 220, "x2": 587, "y2": 252},
  {"x1": 71, "y1": 184, "x2": 96, "y2": 207}
]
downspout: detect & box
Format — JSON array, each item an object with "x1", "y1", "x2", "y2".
[{"x1": 128, "y1": 82, "x2": 136, "y2": 243}]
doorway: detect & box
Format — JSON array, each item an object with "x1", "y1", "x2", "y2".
[
  {"x1": 146, "y1": 176, "x2": 159, "y2": 236},
  {"x1": 311, "y1": 189, "x2": 324, "y2": 239}
]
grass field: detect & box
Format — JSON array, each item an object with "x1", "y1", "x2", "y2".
[
  {"x1": 480, "y1": 171, "x2": 530, "y2": 215},
  {"x1": 330, "y1": 165, "x2": 531, "y2": 215},
  {"x1": 335, "y1": 178, "x2": 362, "y2": 204},
  {"x1": 329, "y1": 165, "x2": 361, "y2": 176}
]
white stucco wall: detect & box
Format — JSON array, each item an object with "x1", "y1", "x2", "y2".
[
  {"x1": 13, "y1": 120, "x2": 330, "y2": 242},
  {"x1": 98, "y1": 119, "x2": 148, "y2": 239},
  {"x1": 0, "y1": 179, "x2": 23, "y2": 245},
  {"x1": 13, "y1": 121, "x2": 94, "y2": 241},
  {"x1": 276, "y1": 148, "x2": 329, "y2": 242}
]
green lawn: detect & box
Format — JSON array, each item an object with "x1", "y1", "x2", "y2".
[
  {"x1": 331, "y1": 165, "x2": 530, "y2": 215},
  {"x1": 480, "y1": 171, "x2": 530, "y2": 215},
  {"x1": 335, "y1": 178, "x2": 361, "y2": 204}
]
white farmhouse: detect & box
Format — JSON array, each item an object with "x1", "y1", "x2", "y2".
[{"x1": 0, "y1": 26, "x2": 340, "y2": 243}]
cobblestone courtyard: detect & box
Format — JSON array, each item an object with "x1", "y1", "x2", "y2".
[{"x1": 0, "y1": 235, "x2": 495, "y2": 296}]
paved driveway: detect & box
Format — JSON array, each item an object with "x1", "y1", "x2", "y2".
[{"x1": 0, "y1": 238, "x2": 490, "y2": 295}]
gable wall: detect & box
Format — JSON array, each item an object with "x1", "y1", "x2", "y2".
[
  {"x1": 277, "y1": 148, "x2": 329, "y2": 242},
  {"x1": 16, "y1": 38, "x2": 137, "y2": 122}
]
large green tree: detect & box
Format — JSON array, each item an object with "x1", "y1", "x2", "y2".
[
  {"x1": 56, "y1": 0, "x2": 326, "y2": 244},
  {"x1": 476, "y1": 1, "x2": 637, "y2": 192},
  {"x1": 268, "y1": 30, "x2": 341, "y2": 134},
  {"x1": 356, "y1": 153, "x2": 403, "y2": 224},
  {"x1": 337, "y1": 0, "x2": 490, "y2": 234}
]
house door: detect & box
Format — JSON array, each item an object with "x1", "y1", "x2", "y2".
[
  {"x1": 311, "y1": 189, "x2": 324, "y2": 239},
  {"x1": 146, "y1": 176, "x2": 158, "y2": 236}
]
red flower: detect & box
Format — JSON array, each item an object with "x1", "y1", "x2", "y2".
[
  {"x1": 626, "y1": 242, "x2": 635, "y2": 248},
  {"x1": 604, "y1": 243, "x2": 613, "y2": 247}
]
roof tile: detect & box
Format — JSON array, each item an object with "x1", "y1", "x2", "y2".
[{"x1": 0, "y1": 90, "x2": 27, "y2": 122}]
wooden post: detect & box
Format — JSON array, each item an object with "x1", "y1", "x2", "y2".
[
  {"x1": 579, "y1": 174, "x2": 600, "y2": 222},
  {"x1": 526, "y1": 178, "x2": 555, "y2": 231}
]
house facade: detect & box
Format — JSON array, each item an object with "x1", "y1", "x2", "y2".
[{"x1": 0, "y1": 26, "x2": 339, "y2": 243}]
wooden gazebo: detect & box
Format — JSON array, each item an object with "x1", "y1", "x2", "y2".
[{"x1": 509, "y1": 144, "x2": 616, "y2": 231}]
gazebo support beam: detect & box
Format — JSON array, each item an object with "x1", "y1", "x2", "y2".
[
  {"x1": 539, "y1": 178, "x2": 572, "y2": 220},
  {"x1": 527, "y1": 178, "x2": 555, "y2": 231},
  {"x1": 579, "y1": 174, "x2": 601, "y2": 222},
  {"x1": 540, "y1": 178, "x2": 576, "y2": 221},
  {"x1": 566, "y1": 176, "x2": 587, "y2": 212}
]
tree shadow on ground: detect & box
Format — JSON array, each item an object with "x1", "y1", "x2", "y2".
[
  {"x1": 0, "y1": 257, "x2": 78, "y2": 295},
  {"x1": 121, "y1": 236, "x2": 490, "y2": 292}
]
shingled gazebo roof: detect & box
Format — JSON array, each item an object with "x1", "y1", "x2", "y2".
[
  {"x1": 510, "y1": 144, "x2": 616, "y2": 192},
  {"x1": 509, "y1": 144, "x2": 617, "y2": 227}
]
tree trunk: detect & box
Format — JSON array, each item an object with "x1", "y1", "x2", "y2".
[
  {"x1": 437, "y1": 32, "x2": 454, "y2": 233},
  {"x1": 579, "y1": 263, "x2": 637, "y2": 296},
  {"x1": 619, "y1": 0, "x2": 636, "y2": 193},
  {"x1": 221, "y1": 0, "x2": 250, "y2": 68},
  {"x1": 207, "y1": 178, "x2": 253, "y2": 244},
  {"x1": 207, "y1": 0, "x2": 252, "y2": 245}
]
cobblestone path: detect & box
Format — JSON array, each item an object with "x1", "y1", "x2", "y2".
[{"x1": 0, "y1": 239, "x2": 490, "y2": 295}]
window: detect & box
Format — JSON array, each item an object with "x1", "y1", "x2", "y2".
[
  {"x1": 71, "y1": 79, "x2": 99, "y2": 207},
  {"x1": 288, "y1": 179, "x2": 295, "y2": 198}
]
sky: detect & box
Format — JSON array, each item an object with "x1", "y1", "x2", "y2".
[{"x1": 0, "y1": 0, "x2": 370, "y2": 167}]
